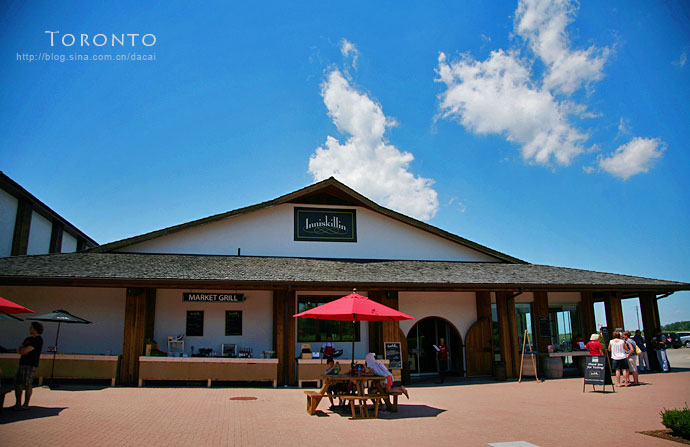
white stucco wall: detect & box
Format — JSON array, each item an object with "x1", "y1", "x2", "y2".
[
  {"x1": 546, "y1": 292, "x2": 582, "y2": 304},
  {"x1": 0, "y1": 286, "x2": 126, "y2": 355},
  {"x1": 26, "y1": 211, "x2": 52, "y2": 255},
  {"x1": 61, "y1": 232, "x2": 78, "y2": 253},
  {"x1": 398, "y1": 291, "x2": 477, "y2": 341},
  {"x1": 0, "y1": 188, "x2": 18, "y2": 257},
  {"x1": 120, "y1": 204, "x2": 500, "y2": 262},
  {"x1": 153, "y1": 289, "x2": 273, "y2": 357},
  {"x1": 294, "y1": 290, "x2": 371, "y2": 360}
]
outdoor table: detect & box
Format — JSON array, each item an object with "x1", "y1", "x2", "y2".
[{"x1": 318, "y1": 374, "x2": 394, "y2": 417}]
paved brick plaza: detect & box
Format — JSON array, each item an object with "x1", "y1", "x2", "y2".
[{"x1": 2, "y1": 367, "x2": 689, "y2": 446}]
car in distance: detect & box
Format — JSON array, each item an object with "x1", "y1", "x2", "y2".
[
  {"x1": 676, "y1": 331, "x2": 690, "y2": 347},
  {"x1": 662, "y1": 332, "x2": 682, "y2": 349}
]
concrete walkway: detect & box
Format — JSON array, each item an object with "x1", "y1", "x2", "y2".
[{"x1": 2, "y1": 356, "x2": 689, "y2": 446}]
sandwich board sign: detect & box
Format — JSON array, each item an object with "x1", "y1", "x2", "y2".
[{"x1": 583, "y1": 355, "x2": 614, "y2": 393}]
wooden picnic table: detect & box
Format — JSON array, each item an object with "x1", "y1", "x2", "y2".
[{"x1": 304, "y1": 374, "x2": 400, "y2": 418}]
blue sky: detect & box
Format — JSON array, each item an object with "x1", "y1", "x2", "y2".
[{"x1": 1, "y1": 1, "x2": 688, "y2": 326}]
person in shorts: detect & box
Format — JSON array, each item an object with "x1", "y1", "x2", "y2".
[
  {"x1": 13, "y1": 321, "x2": 44, "y2": 410},
  {"x1": 623, "y1": 331, "x2": 639, "y2": 385},
  {"x1": 608, "y1": 331, "x2": 630, "y2": 387}
]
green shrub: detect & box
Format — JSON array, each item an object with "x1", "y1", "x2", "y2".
[{"x1": 661, "y1": 404, "x2": 690, "y2": 439}]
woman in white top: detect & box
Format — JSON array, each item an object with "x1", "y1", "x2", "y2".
[{"x1": 608, "y1": 331, "x2": 631, "y2": 387}]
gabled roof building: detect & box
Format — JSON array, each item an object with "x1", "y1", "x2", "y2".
[{"x1": 0, "y1": 177, "x2": 686, "y2": 386}]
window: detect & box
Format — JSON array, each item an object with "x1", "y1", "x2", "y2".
[
  {"x1": 225, "y1": 310, "x2": 242, "y2": 336},
  {"x1": 297, "y1": 296, "x2": 360, "y2": 343},
  {"x1": 186, "y1": 310, "x2": 204, "y2": 337},
  {"x1": 516, "y1": 303, "x2": 534, "y2": 353}
]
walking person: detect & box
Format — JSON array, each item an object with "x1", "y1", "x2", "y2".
[
  {"x1": 633, "y1": 330, "x2": 649, "y2": 372},
  {"x1": 623, "y1": 331, "x2": 640, "y2": 385},
  {"x1": 436, "y1": 337, "x2": 449, "y2": 384},
  {"x1": 13, "y1": 321, "x2": 44, "y2": 410},
  {"x1": 608, "y1": 331, "x2": 630, "y2": 387}
]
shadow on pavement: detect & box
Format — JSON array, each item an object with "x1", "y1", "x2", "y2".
[
  {"x1": 0, "y1": 406, "x2": 66, "y2": 424},
  {"x1": 324, "y1": 404, "x2": 446, "y2": 419},
  {"x1": 380, "y1": 404, "x2": 446, "y2": 419}
]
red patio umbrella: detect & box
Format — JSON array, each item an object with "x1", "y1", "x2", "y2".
[
  {"x1": 293, "y1": 290, "x2": 414, "y2": 366},
  {"x1": 0, "y1": 296, "x2": 36, "y2": 317}
]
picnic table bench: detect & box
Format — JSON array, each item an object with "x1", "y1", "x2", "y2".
[{"x1": 304, "y1": 374, "x2": 399, "y2": 418}]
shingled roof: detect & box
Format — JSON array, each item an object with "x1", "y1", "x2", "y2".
[{"x1": 0, "y1": 252, "x2": 687, "y2": 293}]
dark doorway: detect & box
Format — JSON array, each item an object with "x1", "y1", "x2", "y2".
[{"x1": 406, "y1": 317, "x2": 463, "y2": 376}]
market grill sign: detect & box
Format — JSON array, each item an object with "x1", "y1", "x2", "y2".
[
  {"x1": 183, "y1": 293, "x2": 245, "y2": 303},
  {"x1": 294, "y1": 207, "x2": 357, "y2": 242}
]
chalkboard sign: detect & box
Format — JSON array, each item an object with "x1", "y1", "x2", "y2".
[
  {"x1": 186, "y1": 310, "x2": 204, "y2": 337},
  {"x1": 584, "y1": 356, "x2": 612, "y2": 385},
  {"x1": 538, "y1": 316, "x2": 552, "y2": 338},
  {"x1": 384, "y1": 342, "x2": 402, "y2": 369},
  {"x1": 225, "y1": 311, "x2": 243, "y2": 336}
]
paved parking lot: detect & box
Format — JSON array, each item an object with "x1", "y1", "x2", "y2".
[{"x1": 2, "y1": 351, "x2": 689, "y2": 447}]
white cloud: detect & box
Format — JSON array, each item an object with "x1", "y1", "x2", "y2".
[
  {"x1": 515, "y1": 0, "x2": 608, "y2": 95},
  {"x1": 436, "y1": 50, "x2": 588, "y2": 165},
  {"x1": 436, "y1": 0, "x2": 608, "y2": 167},
  {"x1": 673, "y1": 48, "x2": 688, "y2": 68},
  {"x1": 598, "y1": 137, "x2": 666, "y2": 180},
  {"x1": 309, "y1": 69, "x2": 439, "y2": 221},
  {"x1": 340, "y1": 38, "x2": 359, "y2": 70}
]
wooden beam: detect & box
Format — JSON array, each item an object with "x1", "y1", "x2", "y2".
[
  {"x1": 11, "y1": 199, "x2": 32, "y2": 256},
  {"x1": 639, "y1": 292, "x2": 661, "y2": 371},
  {"x1": 506, "y1": 292, "x2": 520, "y2": 378},
  {"x1": 640, "y1": 293, "x2": 661, "y2": 334},
  {"x1": 475, "y1": 291, "x2": 491, "y2": 320},
  {"x1": 580, "y1": 291, "x2": 595, "y2": 336},
  {"x1": 273, "y1": 289, "x2": 286, "y2": 385},
  {"x1": 273, "y1": 288, "x2": 296, "y2": 386},
  {"x1": 604, "y1": 293, "x2": 624, "y2": 331},
  {"x1": 532, "y1": 291, "x2": 550, "y2": 354},
  {"x1": 286, "y1": 288, "x2": 296, "y2": 386},
  {"x1": 119, "y1": 287, "x2": 156, "y2": 386},
  {"x1": 495, "y1": 291, "x2": 516, "y2": 379},
  {"x1": 381, "y1": 291, "x2": 400, "y2": 347},
  {"x1": 49, "y1": 222, "x2": 64, "y2": 253}
]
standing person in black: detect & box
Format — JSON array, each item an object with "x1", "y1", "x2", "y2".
[
  {"x1": 436, "y1": 337, "x2": 449, "y2": 384},
  {"x1": 13, "y1": 321, "x2": 44, "y2": 410}
]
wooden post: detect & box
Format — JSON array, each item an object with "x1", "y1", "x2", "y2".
[
  {"x1": 604, "y1": 293, "x2": 624, "y2": 331},
  {"x1": 274, "y1": 288, "x2": 296, "y2": 386},
  {"x1": 381, "y1": 291, "x2": 400, "y2": 346},
  {"x1": 120, "y1": 287, "x2": 156, "y2": 386},
  {"x1": 532, "y1": 292, "x2": 550, "y2": 354},
  {"x1": 639, "y1": 292, "x2": 661, "y2": 371},
  {"x1": 495, "y1": 291, "x2": 518, "y2": 379},
  {"x1": 580, "y1": 291, "x2": 596, "y2": 336}
]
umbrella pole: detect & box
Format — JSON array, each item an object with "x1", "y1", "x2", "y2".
[
  {"x1": 351, "y1": 320, "x2": 355, "y2": 370},
  {"x1": 51, "y1": 322, "x2": 61, "y2": 387}
]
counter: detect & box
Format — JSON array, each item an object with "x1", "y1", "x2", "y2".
[
  {"x1": 0, "y1": 353, "x2": 120, "y2": 386},
  {"x1": 138, "y1": 356, "x2": 279, "y2": 387},
  {"x1": 544, "y1": 351, "x2": 589, "y2": 378}
]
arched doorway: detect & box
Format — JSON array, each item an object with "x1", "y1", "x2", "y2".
[{"x1": 406, "y1": 317, "x2": 463, "y2": 376}]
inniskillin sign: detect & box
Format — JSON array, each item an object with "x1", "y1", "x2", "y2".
[
  {"x1": 294, "y1": 207, "x2": 357, "y2": 242},
  {"x1": 183, "y1": 293, "x2": 245, "y2": 303}
]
